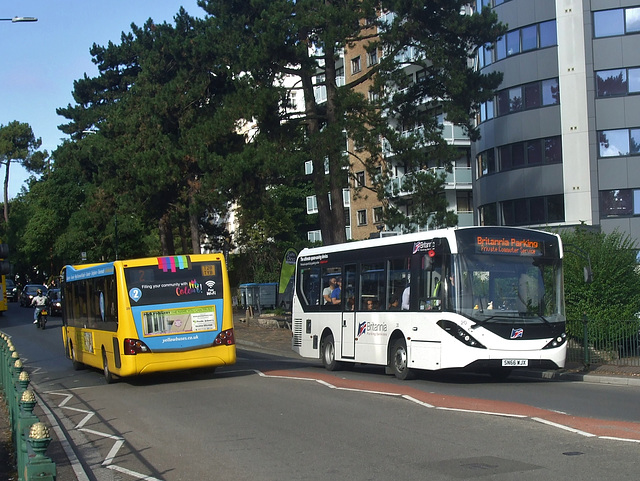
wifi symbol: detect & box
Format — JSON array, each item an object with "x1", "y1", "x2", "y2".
[{"x1": 206, "y1": 280, "x2": 216, "y2": 288}]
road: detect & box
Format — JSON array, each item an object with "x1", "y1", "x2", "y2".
[{"x1": 2, "y1": 302, "x2": 640, "y2": 480}]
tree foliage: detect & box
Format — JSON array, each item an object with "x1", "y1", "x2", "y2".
[
  {"x1": 0, "y1": 121, "x2": 48, "y2": 223},
  {"x1": 5, "y1": 1, "x2": 507, "y2": 283},
  {"x1": 560, "y1": 226, "x2": 640, "y2": 340},
  {"x1": 200, "y1": 0, "x2": 505, "y2": 241}
]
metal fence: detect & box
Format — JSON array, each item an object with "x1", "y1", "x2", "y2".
[{"x1": 566, "y1": 318, "x2": 640, "y2": 367}]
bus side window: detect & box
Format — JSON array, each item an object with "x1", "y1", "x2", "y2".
[
  {"x1": 418, "y1": 255, "x2": 442, "y2": 311},
  {"x1": 299, "y1": 266, "x2": 321, "y2": 307}
]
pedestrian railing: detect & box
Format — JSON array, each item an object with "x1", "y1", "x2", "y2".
[
  {"x1": 0, "y1": 333, "x2": 56, "y2": 481},
  {"x1": 566, "y1": 318, "x2": 640, "y2": 368}
]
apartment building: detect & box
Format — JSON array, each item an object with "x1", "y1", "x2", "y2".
[
  {"x1": 305, "y1": 12, "x2": 475, "y2": 243},
  {"x1": 474, "y1": 0, "x2": 640, "y2": 242}
]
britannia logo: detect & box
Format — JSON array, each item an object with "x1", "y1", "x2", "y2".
[
  {"x1": 510, "y1": 328, "x2": 524, "y2": 339},
  {"x1": 358, "y1": 321, "x2": 367, "y2": 337}
]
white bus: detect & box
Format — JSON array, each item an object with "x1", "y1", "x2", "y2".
[{"x1": 292, "y1": 226, "x2": 566, "y2": 380}]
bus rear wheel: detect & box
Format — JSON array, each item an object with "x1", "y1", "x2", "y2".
[
  {"x1": 321, "y1": 334, "x2": 343, "y2": 371},
  {"x1": 390, "y1": 338, "x2": 414, "y2": 380},
  {"x1": 103, "y1": 351, "x2": 114, "y2": 384},
  {"x1": 69, "y1": 342, "x2": 83, "y2": 371}
]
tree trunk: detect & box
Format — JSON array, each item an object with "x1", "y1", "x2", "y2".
[
  {"x1": 159, "y1": 214, "x2": 175, "y2": 255},
  {"x1": 189, "y1": 191, "x2": 201, "y2": 254},
  {"x1": 301, "y1": 60, "x2": 335, "y2": 245},
  {"x1": 324, "y1": 46, "x2": 347, "y2": 245},
  {"x1": 3, "y1": 161, "x2": 10, "y2": 224}
]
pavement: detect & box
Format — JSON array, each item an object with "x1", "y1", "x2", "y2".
[{"x1": 2, "y1": 312, "x2": 640, "y2": 480}]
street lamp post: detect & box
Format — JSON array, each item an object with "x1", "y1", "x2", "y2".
[{"x1": 0, "y1": 17, "x2": 38, "y2": 23}]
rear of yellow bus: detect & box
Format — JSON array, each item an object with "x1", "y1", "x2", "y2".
[
  {"x1": 63, "y1": 254, "x2": 235, "y2": 381},
  {"x1": 116, "y1": 254, "x2": 236, "y2": 378}
]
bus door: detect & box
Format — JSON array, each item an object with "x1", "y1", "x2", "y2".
[{"x1": 341, "y1": 264, "x2": 357, "y2": 358}]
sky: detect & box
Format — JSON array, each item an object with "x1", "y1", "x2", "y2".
[{"x1": 1, "y1": 0, "x2": 205, "y2": 199}]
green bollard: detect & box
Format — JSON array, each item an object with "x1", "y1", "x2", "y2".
[
  {"x1": 16, "y1": 390, "x2": 39, "y2": 481},
  {"x1": 582, "y1": 313, "x2": 590, "y2": 370},
  {"x1": 23, "y1": 422, "x2": 56, "y2": 481}
]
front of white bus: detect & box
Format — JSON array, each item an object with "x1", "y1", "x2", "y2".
[{"x1": 439, "y1": 227, "x2": 567, "y2": 376}]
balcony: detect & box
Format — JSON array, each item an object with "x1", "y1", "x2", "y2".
[{"x1": 389, "y1": 167, "x2": 472, "y2": 195}]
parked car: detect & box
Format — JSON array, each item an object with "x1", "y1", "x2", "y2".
[
  {"x1": 19, "y1": 284, "x2": 48, "y2": 307},
  {"x1": 48, "y1": 288, "x2": 62, "y2": 316},
  {"x1": 5, "y1": 279, "x2": 17, "y2": 302}
]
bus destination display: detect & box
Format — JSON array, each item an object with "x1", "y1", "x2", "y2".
[{"x1": 475, "y1": 235, "x2": 542, "y2": 256}]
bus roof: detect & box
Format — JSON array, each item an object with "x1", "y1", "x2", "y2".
[{"x1": 298, "y1": 226, "x2": 562, "y2": 258}]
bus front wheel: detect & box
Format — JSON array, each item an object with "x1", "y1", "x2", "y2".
[
  {"x1": 390, "y1": 338, "x2": 414, "y2": 380},
  {"x1": 321, "y1": 334, "x2": 343, "y2": 371}
]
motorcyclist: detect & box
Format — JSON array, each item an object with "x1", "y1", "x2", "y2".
[{"x1": 31, "y1": 289, "x2": 48, "y2": 324}]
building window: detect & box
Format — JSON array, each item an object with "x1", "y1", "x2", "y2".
[
  {"x1": 521, "y1": 24, "x2": 537, "y2": 52},
  {"x1": 500, "y1": 195, "x2": 565, "y2": 226},
  {"x1": 357, "y1": 209, "x2": 367, "y2": 226},
  {"x1": 597, "y1": 128, "x2": 640, "y2": 157},
  {"x1": 596, "y1": 69, "x2": 627, "y2": 97},
  {"x1": 542, "y1": 78, "x2": 560, "y2": 105},
  {"x1": 600, "y1": 189, "x2": 635, "y2": 216},
  {"x1": 351, "y1": 56, "x2": 361, "y2": 74},
  {"x1": 492, "y1": 78, "x2": 559, "y2": 118},
  {"x1": 594, "y1": 8, "x2": 640, "y2": 38},
  {"x1": 306, "y1": 195, "x2": 318, "y2": 214},
  {"x1": 628, "y1": 7, "x2": 640, "y2": 33},
  {"x1": 594, "y1": 67, "x2": 640, "y2": 97},
  {"x1": 355, "y1": 171, "x2": 366, "y2": 187},
  {"x1": 307, "y1": 230, "x2": 322, "y2": 243},
  {"x1": 373, "y1": 206, "x2": 383, "y2": 223},
  {"x1": 305, "y1": 160, "x2": 313, "y2": 175},
  {"x1": 478, "y1": 203, "x2": 498, "y2": 226},
  {"x1": 538, "y1": 20, "x2": 557, "y2": 48},
  {"x1": 367, "y1": 49, "x2": 378, "y2": 67},
  {"x1": 477, "y1": 136, "x2": 562, "y2": 178},
  {"x1": 480, "y1": 19, "x2": 556, "y2": 66},
  {"x1": 594, "y1": 9, "x2": 624, "y2": 38}
]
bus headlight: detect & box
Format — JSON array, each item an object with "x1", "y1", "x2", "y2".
[
  {"x1": 437, "y1": 320, "x2": 486, "y2": 349},
  {"x1": 543, "y1": 332, "x2": 567, "y2": 349}
]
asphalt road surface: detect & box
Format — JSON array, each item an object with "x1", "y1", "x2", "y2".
[{"x1": 2, "y1": 302, "x2": 640, "y2": 480}]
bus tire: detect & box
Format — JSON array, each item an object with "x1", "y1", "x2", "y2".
[
  {"x1": 69, "y1": 342, "x2": 83, "y2": 371},
  {"x1": 389, "y1": 338, "x2": 414, "y2": 380},
  {"x1": 103, "y1": 351, "x2": 114, "y2": 384},
  {"x1": 321, "y1": 334, "x2": 343, "y2": 371}
]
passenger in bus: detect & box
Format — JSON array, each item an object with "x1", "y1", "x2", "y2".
[
  {"x1": 401, "y1": 284, "x2": 410, "y2": 310},
  {"x1": 330, "y1": 278, "x2": 342, "y2": 304},
  {"x1": 347, "y1": 296, "x2": 355, "y2": 310},
  {"x1": 365, "y1": 298, "x2": 378, "y2": 310},
  {"x1": 323, "y1": 277, "x2": 337, "y2": 305},
  {"x1": 388, "y1": 296, "x2": 400, "y2": 310}
]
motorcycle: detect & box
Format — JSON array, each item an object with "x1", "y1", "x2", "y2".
[{"x1": 37, "y1": 308, "x2": 48, "y2": 330}]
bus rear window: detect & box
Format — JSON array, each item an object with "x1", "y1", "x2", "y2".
[{"x1": 124, "y1": 259, "x2": 223, "y2": 306}]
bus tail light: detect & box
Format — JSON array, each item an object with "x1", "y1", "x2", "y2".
[
  {"x1": 123, "y1": 338, "x2": 151, "y2": 355},
  {"x1": 214, "y1": 328, "x2": 235, "y2": 346},
  {"x1": 437, "y1": 320, "x2": 486, "y2": 348}
]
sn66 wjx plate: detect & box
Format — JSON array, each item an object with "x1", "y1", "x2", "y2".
[{"x1": 502, "y1": 359, "x2": 528, "y2": 367}]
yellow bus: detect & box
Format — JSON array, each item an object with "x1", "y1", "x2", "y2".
[
  {"x1": 61, "y1": 254, "x2": 236, "y2": 383},
  {"x1": 0, "y1": 275, "x2": 7, "y2": 315},
  {"x1": 0, "y1": 242, "x2": 9, "y2": 314}
]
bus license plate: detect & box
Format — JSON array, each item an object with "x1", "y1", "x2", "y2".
[{"x1": 502, "y1": 359, "x2": 528, "y2": 367}]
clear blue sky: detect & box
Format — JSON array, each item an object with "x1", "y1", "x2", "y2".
[{"x1": 2, "y1": 0, "x2": 204, "y2": 199}]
